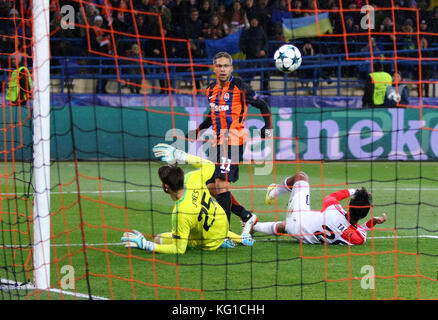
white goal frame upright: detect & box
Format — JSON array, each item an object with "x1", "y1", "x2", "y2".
[{"x1": 32, "y1": 0, "x2": 51, "y2": 290}]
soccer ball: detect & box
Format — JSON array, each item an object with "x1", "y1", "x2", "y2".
[{"x1": 273, "y1": 44, "x2": 302, "y2": 73}]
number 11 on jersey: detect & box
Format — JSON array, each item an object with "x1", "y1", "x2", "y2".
[{"x1": 220, "y1": 157, "x2": 231, "y2": 173}]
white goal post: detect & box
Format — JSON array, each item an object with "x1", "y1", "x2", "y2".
[{"x1": 32, "y1": 0, "x2": 51, "y2": 290}]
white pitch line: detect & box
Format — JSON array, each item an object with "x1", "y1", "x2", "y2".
[
  {"x1": 0, "y1": 278, "x2": 109, "y2": 300},
  {"x1": 246, "y1": 234, "x2": 438, "y2": 243},
  {"x1": 371, "y1": 235, "x2": 438, "y2": 240},
  {"x1": 2, "y1": 186, "x2": 437, "y2": 196},
  {"x1": 48, "y1": 288, "x2": 109, "y2": 300},
  {"x1": 49, "y1": 234, "x2": 438, "y2": 247},
  {"x1": 2, "y1": 234, "x2": 436, "y2": 249}
]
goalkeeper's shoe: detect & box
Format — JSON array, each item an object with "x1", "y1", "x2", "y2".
[
  {"x1": 241, "y1": 234, "x2": 254, "y2": 247},
  {"x1": 220, "y1": 238, "x2": 236, "y2": 249},
  {"x1": 241, "y1": 214, "x2": 258, "y2": 236},
  {"x1": 121, "y1": 230, "x2": 155, "y2": 252},
  {"x1": 265, "y1": 183, "x2": 277, "y2": 205}
]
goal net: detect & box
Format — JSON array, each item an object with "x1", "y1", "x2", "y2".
[{"x1": 0, "y1": 0, "x2": 437, "y2": 300}]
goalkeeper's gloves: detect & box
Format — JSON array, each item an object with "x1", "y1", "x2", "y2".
[
  {"x1": 153, "y1": 143, "x2": 187, "y2": 164},
  {"x1": 260, "y1": 126, "x2": 272, "y2": 139},
  {"x1": 121, "y1": 230, "x2": 155, "y2": 252}
]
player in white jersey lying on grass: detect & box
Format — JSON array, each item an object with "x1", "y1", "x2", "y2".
[{"x1": 253, "y1": 172, "x2": 387, "y2": 245}]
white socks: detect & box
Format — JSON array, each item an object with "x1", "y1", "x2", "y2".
[{"x1": 253, "y1": 221, "x2": 281, "y2": 235}]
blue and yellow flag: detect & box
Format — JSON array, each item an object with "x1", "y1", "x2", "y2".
[
  {"x1": 204, "y1": 29, "x2": 246, "y2": 61},
  {"x1": 282, "y1": 13, "x2": 333, "y2": 41}
]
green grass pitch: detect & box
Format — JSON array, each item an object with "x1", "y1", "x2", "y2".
[{"x1": 1, "y1": 160, "x2": 437, "y2": 300}]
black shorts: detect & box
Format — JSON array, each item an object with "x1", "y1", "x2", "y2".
[{"x1": 206, "y1": 144, "x2": 245, "y2": 184}]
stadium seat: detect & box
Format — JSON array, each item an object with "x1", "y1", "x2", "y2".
[{"x1": 72, "y1": 79, "x2": 97, "y2": 94}]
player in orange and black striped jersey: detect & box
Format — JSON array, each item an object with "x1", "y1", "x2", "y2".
[{"x1": 187, "y1": 51, "x2": 272, "y2": 236}]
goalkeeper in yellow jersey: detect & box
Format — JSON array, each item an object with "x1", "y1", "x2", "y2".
[{"x1": 121, "y1": 143, "x2": 254, "y2": 254}]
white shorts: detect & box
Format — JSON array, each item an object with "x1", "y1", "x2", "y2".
[
  {"x1": 285, "y1": 180, "x2": 311, "y2": 236},
  {"x1": 286, "y1": 180, "x2": 311, "y2": 213}
]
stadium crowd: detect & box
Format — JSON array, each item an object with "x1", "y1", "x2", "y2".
[{"x1": 0, "y1": 0, "x2": 437, "y2": 94}]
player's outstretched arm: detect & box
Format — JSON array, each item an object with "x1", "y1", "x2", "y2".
[
  {"x1": 121, "y1": 230, "x2": 190, "y2": 254},
  {"x1": 244, "y1": 84, "x2": 272, "y2": 138},
  {"x1": 153, "y1": 143, "x2": 187, "y2": 164},
  {"x1": 153, "y1": 236, "x2": 189, "y2": 254},
  {"x1": 184, "y1": 152, "x2": 216, "y2": 184},
  {"x1": 321, "y1": 189, "x2": 355, "y2": 211},
  {"x1": 121, "y1": 230, "x2": 155, "y2": 252},
  {"x1": 153, "y1": 143, "x2": 215, "y2": 183},
  {"x1": 153, "y1": 143, "x2": 212, "y2": 167},
  {"x1": 362, "y1": 213, "x2": 387, "y2": 231},
  {"x1": 253, "y1": 99, "x2": 272, "y2": 138},
  {"x1": 371, "y1": 213, "x2": 387, "y2": 225}
]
